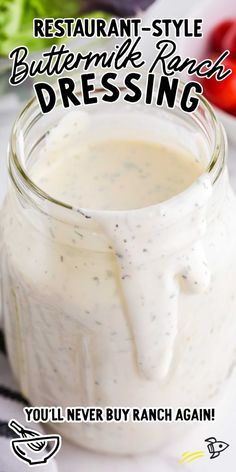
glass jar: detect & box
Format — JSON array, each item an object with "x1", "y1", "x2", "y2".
[{"x1": 1, "y1": 76, "x2": 236, "y2": 455}]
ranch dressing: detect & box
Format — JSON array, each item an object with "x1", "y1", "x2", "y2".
[
  {"x1": 31, "y1": 111, "x2": 210, "y2": 381},
  {"x1": 3, "y1": 108, "x2": 236, "y2": 454}
]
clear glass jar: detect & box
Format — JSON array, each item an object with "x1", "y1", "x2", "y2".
[{"x1": 1, "y1": 76, "x2": 236, "y2": 455}]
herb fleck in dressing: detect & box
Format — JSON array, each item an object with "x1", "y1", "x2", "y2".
[{"x1": 3, "y1": 110, "x2": 236, "y2": 454}]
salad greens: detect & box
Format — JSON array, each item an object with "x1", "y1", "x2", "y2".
[
  {"x1": 0, "y1": 0, "x2": 78, "y2": 55},
  {"x1": 0, "y1": 0, "x2": 156, "y2": 56}
]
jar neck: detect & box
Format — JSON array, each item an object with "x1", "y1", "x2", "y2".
[{"x1": 9, "y1": 75, "x2": 227, "y2": 223}]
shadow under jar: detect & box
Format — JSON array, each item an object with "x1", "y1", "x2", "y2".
[{"x1": 1, "y1": 76, "x2": 236, "y2": 454}]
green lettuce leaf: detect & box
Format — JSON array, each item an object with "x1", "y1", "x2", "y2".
[{"x1": 0, "y1": 0, "x2": 79, "y2": 56}]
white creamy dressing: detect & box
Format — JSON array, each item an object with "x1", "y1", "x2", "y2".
[
  {"x1": 3, "y1": 108, "x2": 236, "y2": 453},
  {"x1": 94, "y1": 178, "x2": 212, "y2": 380},
  {"x1": 31, "y1": 111, "x2": 212, "y2": 381}
]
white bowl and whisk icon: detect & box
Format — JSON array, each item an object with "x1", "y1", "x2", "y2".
[{"x1": 8, "y1": 420, "x2": 61, "y2": 466}]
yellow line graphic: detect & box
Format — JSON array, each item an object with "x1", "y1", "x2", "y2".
[{"x1": 179, "y1": 450, "x2": 205, "y2": 464}]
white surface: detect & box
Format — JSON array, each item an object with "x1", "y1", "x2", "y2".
[{"x1": 1, "y1": 0, "x2": 236, "y2": 470}]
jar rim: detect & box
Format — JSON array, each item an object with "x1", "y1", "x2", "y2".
[{"x1": 9, "y1": 77, "x2": 227, "y2": 216}]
